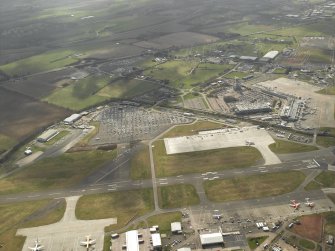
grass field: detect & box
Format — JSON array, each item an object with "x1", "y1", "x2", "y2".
[
  {"x1": 153, "y1": 140, "x2": 263, "y2": 177},
  {"x1": 146, "y1": 212, "x2": 182, "y2": 234},
  {"x1": 44, "y1": 130, "x2": 70, "y2": 146},
  {"x1": 0, "y1": 134, "x2": 16, "y2": 154},
  {"x1": 44, "y1": 75, "x2": 111, "y2": 110},
  {"x1": 247, "y1": 236, "x2": 268, "y2": 250},
  {"x1": 204, "y1": 171, "x2": 305, "y2": 202},
  {"x1": 223, "y1": 22, "x2": 274, "y2": 36},
  {"x1": 0, "y1": 150, "x2": 116, "y2": 194},
  {"x1": 98, "y1": 78, "x2": 157, "y2": 99},
  {"x1": 317, "y1": 85, "x2": 335, "y2": 95},
  {"x1": 76, "y1": 189, "x2": 154, "y2": 231},
  {"x1": 324, "y1": 212, "x2": 335, "y2": 235},
  {"x1": 316, "y1": 127, "x2": 335, "y2": 147},
  {"x1": 224, "y1": 71, "x2": 250, "y2": 79},
  {"x1": 130, "y1": 145, "x2": 151, "y2": 180},
  {"x1": 158, "y1": 184, "x2": 200, "y2": 209},
  {"x1": 144, "y1": 60, "x2": 233, "y2": 89},
  {"x1": 269, "y1": 139, "x2": 318, "y2": 154},
  {"x1": 0, "y1": 49, "x2": 78, "y2": 77},
  {"x1": 299, "y1": 239, "x2": 315, "y2": 250},
  {"x1": 0, "y1": 199, "x2": 65, "y2": 251},
  {"x1": 75, "y1": 122, "x2": 100, "y2": 147},
  {"x1": 305, "y1": 171, "x2": 335, "y2": 190},
  {"x1": 162, "y1": 120, "x2": 226, "y2": 138}
]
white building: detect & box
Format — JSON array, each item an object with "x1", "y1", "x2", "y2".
[
  {"x1": 64, "y1": 114, "x2": 81, "y2": 125},
  {"x1": 200, "y1": 233, "x2": 224, "y2": 247},
  {"x1": 261, "y1": 50, "x2": 279, "y2": 61},
  {"x1": 171, "y1": 222, "x2": 182, "y2": 233},
  {"x1": 126, "y1": 230, "x2": 139, "y2": 251},
  {"x1": 177, "y1": 248, "x2": 191, "y2": 251},
  {"x1": 37, "y1": 129, "x2": 59, "y2": 142},
  {"x1": 151, "y1": 233, "x2": 162, "y2": 250}
]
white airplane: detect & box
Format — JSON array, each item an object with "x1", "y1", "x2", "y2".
[
  {"x1": 80, "y1": 235, "x2": 96, "y2": 250},
  {"x1": 305, "y1": 198, "x2": 315, "y2": 208},
  {"x1": 289, "y1": 200, "x2": 301, "y2": 210},
  {"x1": 28, "y1": 238, "x2": 43, "y2": 251}
]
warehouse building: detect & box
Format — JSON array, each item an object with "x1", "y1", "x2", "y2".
[
  {"x1": 177, "y1": 248, "x2": 191, "y2": 251},
  {"x1": 126, "y1": 230, "x2": 139, "y2": 251},
  {"x1": 240, "y1": 56, "x2": 258, "y2": 61},
  {"x1": 200, "y1": 232, "x2": 224, "y2": 248},
  {"x1": 37, "y1": 129, "x2": 59, "y2": 143},
  {"x1": 64, "y1": 113, "x2": 81, "y2": 125},
  {"x1": 151, "y1": 233, "x2": 162, "y2": 250},
  {"x1": 260, "y1": 50, "x2": 279, "y2": 62},
  {"x1": 171, "y1": 222, "x2": 182, "y2": 234}
]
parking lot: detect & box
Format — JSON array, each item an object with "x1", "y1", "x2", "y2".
[{"x1": 93, "y1": 104, "x2": 192, "y2": 144}]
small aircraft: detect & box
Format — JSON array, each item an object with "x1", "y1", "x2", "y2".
[
  {"x1": 80, "y1": 235, "x2": 96, "y2": 250},
  {"x1": 305, "y1": 198, "x2": 315, "y2": 208},
  {"x1": 28, "y1": 238, "x2": 43, "y2": 251},
  {"x1": 289, "y1": 200, "x2": 301, "y2": 210},
  {"x1": 212, "y1": 214, "x2": 223, "y2": 220}
]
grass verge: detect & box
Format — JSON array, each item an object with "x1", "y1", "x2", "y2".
[
  {"x1": 0, "y1": 150, "x2": 116, "y2": 194},
  {"x1": 247, "y1": 236, "x2": 268, "y2": 250},
  {"x1": 204, "y1": 171, "x2": 305, "y2": 202},
  {"x1": 158, "y1": 184, "x2": 200, "y2": 209},
  {"x1": 305, "y1": 171, "x2": 335, "y2": 191},
  {"x1": 269, "y1": 139, "x2": 318, "y2": 154},
  {"x1": 76, "y1": 189, "x2": 154, "y2": 231},
  {"x1": 147, "y1": 212, "x2": 182, "y2": 234},
  {"x1": 153, "y1": 140, "x2": 263, "y2": 177},
  {"x1": 130, "y1": 145, "x2": 151, "y2": 180}
]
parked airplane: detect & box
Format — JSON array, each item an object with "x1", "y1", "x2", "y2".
[
  {"x1": 28, "y1": 238, "x2": 43, "y2": 251},
  {"x1": 212, "y1": 214, "x2": 223, "y2": 220},
  {"x1": 289, "y1": 200, "x2": 301, "y2": 210},
  {"x1": 305, "y1": 198, "x2": 315, "y2": 208},
  {"x1": 80, "y1": 235, "x2": 96, "y2": 250}
]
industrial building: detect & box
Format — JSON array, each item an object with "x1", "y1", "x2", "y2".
[
  {"x1": 126, "y1": 230, "x2": 139, "y2": 251},
  {"x1": 151, "y1": 233, "x2": 162, "y2": 250},
  {"x1": 260, "y1": 50, "x2": 279, "y2": 62},
  {"x1": 280, "y1": 99, "x2": 304, "y2": 121},
  {"x1": 37, "y1": 129, "x2": 59, "y2": 143},
  {"x1": 171, "y1": 222, "x2": 182, "y2": 234},
  {"x1": 200, "y1": 232, "x2": 224, "y2": 248},
  {"x1": 177, "y1": 248, "x2": 191, "y2": 251},
  {"x1": 235, "y1": 102, "x2": 272, "y2": 115},
  {"x1": 239, "y1": 56, "x2": 258, "y2": 61},
  {"x1": 64, "y1": 114, "x2": 81, "y2": 125}
]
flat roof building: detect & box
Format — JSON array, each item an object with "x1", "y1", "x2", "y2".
[
  {"x1": 171, "y1": 222, "x2": 182, "y2": 233},
  {"x1": 200, "y1": 232, "x2": 224, "y2": 247},
  {"x1": 151, "y1": 233, "x2": 162, "y2": 250},
  {"x1": 126, "y1": 230, "x2": 139, "y2": 251},
  {"x1": 261, "y1": 51, "x2": 279, "y2": 62},
  {"x1": 240, "y1": 56, "x2": 258, "y2": 61},
  {"x1": 64, "y1": 114, "x2": 81, "y2": 125},
  {"x1": 177, "y1": 248, "x2": 191, "y2": 251},
  {"x1": 235, "y1": 102, "x2": 272, "y2": 115},
  {"x1": 37, "y1": 129, "x2": 59, "y2": 143}
]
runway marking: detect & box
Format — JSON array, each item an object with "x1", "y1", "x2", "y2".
[
  {"x1": 234, "y1": 171, "x2": 244, "y2": 174},
  {"x1": 48, "y1": 192, "x2": 61, "y2": 196},
  {"x1": 6, "y1": 197, "x2": 16, "y2": 200},
  {"x1": 108, "y1": 188, "x2": 117, "y2": 191},
  {"x1": 159, "y1": 182, "x2": 168, "y2": 185},
  {"x1": 28, "y1": 195, "x2": 40, "y2": 198},
  {"x1": 260, "y1": 170, "x2": 268, "y2": 173},
  {"x1": 89, "y1": 188, "x2": 101, "y2": 191}
]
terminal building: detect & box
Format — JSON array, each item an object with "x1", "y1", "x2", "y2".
[
  {"x1": 280, "y1": 99, "x2": 304, "y2": 121},
  {"x1": 235, "y1": 102, "x2": 272, "y2": 115},
  {"x1": 37, "y1": 129, "x2": 59, "y2": 143}
]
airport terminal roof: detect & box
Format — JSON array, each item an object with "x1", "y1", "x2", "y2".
[
  {"x1": 126, "y1": 230, "x2": 139, "y2": 251},
  {"x1": 200, "y1": 232, "x2": 224, "y2": 245}
]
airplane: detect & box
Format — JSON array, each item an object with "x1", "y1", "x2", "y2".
[
  {"x1": 80, "y1": 235, "x2": 96, "y2": 250},
  {"x1": 212, "y1": 214, "x2": 223, "y2": 220},
  {"x1": 28, "y1": 238, "x2": 43, "y2": 251},
  {"x1": 289, "y1": 200, "x2": 301, "y2": 210},
  {"x1": 305, "y1": 198, "x2": 315, "y2": 208}
]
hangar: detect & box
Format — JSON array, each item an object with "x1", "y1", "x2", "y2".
[
  {"x1": 200, "y1": 232, "x2": 224, "y2": 247},
  {"x1": 37, "y1": 129, "x2": 59, "y2": 143},
  {"x1": 126, "y1": 230, "x2": 139, "y2": 251}
]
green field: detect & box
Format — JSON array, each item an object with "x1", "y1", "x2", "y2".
[
  {"x1": 144, "y1": 60, "x2": 233, "y2": 89},
  {"x1": 0, "y1": 150, "x2": 116, "y2": 194},
  {"x1": 223, "y1": 22, "x2": 274, "y2": 36},
  {"x1": 158, "y1": 184, "x2": 200, "y2": 209},
  {"x1": 130, "y1": 145, "x2": 151, "y2": 180},
  {"x1": 44, "y1": 130, "x2": 70, "y2": 146},
  {"x1": 98, "y1": 78, "x2": 158, "y2": 99},
  {"x1": 324, "y1": 212, "x2": 335, "y2": 235},
  {"x1": 0, "y1": 49, "x2": 78, "y2": 77},
  {"x1": 317, "y1": 86, "x2": 335, "y2": 95},
  {"x1": 305, "y1": 171, "x2": 335, "y2": 190},
  {"x1": 204, "y1": 171, "x2": 305, "y2": 202},
  {"x1": 299, "y1": 239, "x2": 316, "y2": 250},
  {"x1": 162, "y1": 120, "x2": 226, "y2": 138},
  {"x1": 316, "y1": 136, "x2": 335, "y2": 147},
  {"x1": 248, "y1": 236, "x2": 268, "y2": 250},
  {"x1": 44, "y1": 75, "x2": 111, "y2": 110},
  {"x1": 153, "y1": 140, "x2": 263, "y2": 177},
  {"x1": 0, "y1": 199, "x2": 65, "y2": 251},
  {"x1": 0, "y1": 134, "x2": 16, "y2": 154},
  {"x1": 269, "y1": 139, "x2": 318, "y2": 154},
  {"x1": 146, "y1": 212, "x2": 182, "y2": 234},
  {"x1": 76, "y1": 189, "x2": 154, "y2": 231},
  {"x1": 224, "y1": 71, "x2": 250, "y2": 79}
]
